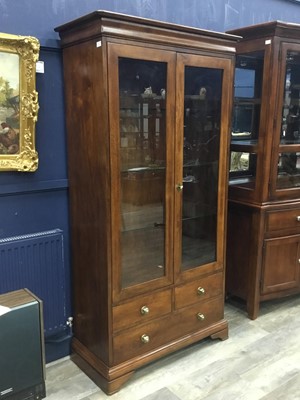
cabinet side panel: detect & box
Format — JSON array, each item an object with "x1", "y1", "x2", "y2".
[
  {"x1": 226, "y1": 204, "x2": 252, "y2": 299},
  {"x1": 62, "y1": 40, "x2": 111, "y2": 364}
]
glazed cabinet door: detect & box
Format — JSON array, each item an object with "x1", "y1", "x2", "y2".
[
  {"x1": 108, "y1": 43, "x2": 176, "y2": 301},
  {"x1": 174, "y1": 53, "x2": 233, "y2": 281},
  {"x1": 228, "y1": 46, "x2": 267, "y2": 201},
  {"x1": 271, "y1": 43, "x2": 300, "y2": 199}
]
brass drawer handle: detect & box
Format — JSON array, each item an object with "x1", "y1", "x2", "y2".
[
  {"x1": 197, "y1": 313, "x2": 205, "y2": 321},
  {"x1": 297, "y1": 216, "x2": 300, "y2": 222},
  {"x1": 141, "y1": 334, "x2": 150, "y2": 344},
  {"x1": 140, "y1": 305, "x2": 150, "y2": 315},
  {"x1": 197, "y1": 287, "x2": 206, "y2": 296}
]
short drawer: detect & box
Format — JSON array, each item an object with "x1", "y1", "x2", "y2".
[
  {"x1": 266, "y1": 208, "x2": 300, "y2": 233},
  {"x1": 174, "y1": 272, "x2": 223, "y2": 309},
  {"x1": 113, "y1": 296, "x2": 223, "y2": 364},
  {"x1": 113, "y1": 289, "x2": 172, "y2": 332}
]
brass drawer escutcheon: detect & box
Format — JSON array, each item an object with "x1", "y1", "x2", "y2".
[{"x1": 176, "y1": 183, "x2": 183, "y2": 192}]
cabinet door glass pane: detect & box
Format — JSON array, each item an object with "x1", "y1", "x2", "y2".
[
  {"x1": 280, "y1": 51, "x2": 300, "y2": 145},
  {"x1": 119, "y1": 58, "x2": 167, "y2": 288},
  {"x1": 277, "y1": 152, "x2": 300, "y2": 188},
  {"x1": 230, "y1": 151, "x2": 257, "y2": 186},
  {"x1": 277, "y1": 50, "x2": 300, "y2": 190},
  {"x1": 232, "y1": 52, "x2": 263, "y2": 142},
  {"x1": 229, "y1": 51, "x2": 263, "y2": 188},
  {"x1": 181, "y1": 66, "x2": 222, "y2": 270}
]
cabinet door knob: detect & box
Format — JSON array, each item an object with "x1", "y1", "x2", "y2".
[
  {"x1": 176, "y1": 183, "x2": 183, "y2": 192},
  {"x1": 197, "y1": 313, "x2": 205, "y2": 321},
  {"x1": 197, "y1": 287, "x2": 206, "y2": 296},
  {"x1": 140, "y1": 305, "x2": 150, "y2": 315},
  {"x1": 297, "y1": 216, "x2": 300, "y2": 222},
  {"x1": 141, "y1": 334, "x2": 150, "y2": 344}
]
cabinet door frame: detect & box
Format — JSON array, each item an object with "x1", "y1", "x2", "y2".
[
  {"x1": 174, "y1": 52, "x2": 233, "y2": 283},
  {"x1": 107, "y1": 42, "x2": 176, "y2": 302},
  {"x1": 229, "y1": 39, "x2": 273, "y2": 203}
]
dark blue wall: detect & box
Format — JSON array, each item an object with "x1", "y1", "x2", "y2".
[
  {"x1": 0, "y1": 0, "x2": 300, "y2": 363},
  {"x1": 1, "y1": 0, "x2": 300, "y2": 46}
]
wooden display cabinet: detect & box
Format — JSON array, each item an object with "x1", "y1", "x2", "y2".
[
  {"x1": 226, "y1": 21, "x2": 300, "y2": 319},
  {"x1": 55, "y1": 11, "x2": 238, "y2": 394}
]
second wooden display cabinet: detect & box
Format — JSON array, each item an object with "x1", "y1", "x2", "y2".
[
  {"x1": 55, "y1": 11, "x2": 238, "y2": 394},
  {"x1": 227, "y1": 21, "x2": 300, "y2": 319}
]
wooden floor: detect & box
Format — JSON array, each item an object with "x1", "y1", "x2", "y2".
[{"x1": 45, "y1": 295, "x2": 300, "y2": 399}]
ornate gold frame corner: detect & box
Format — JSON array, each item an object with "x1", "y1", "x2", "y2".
[{"x1": 0, "y1": 32, "x2": 40, "y2": 171}]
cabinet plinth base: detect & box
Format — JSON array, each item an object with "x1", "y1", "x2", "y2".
[
  {"x1": 71, "y1": 321, "x2": 228, "y2": 395},
  {"x1": 210, "y1": 327, "x2": 228, "y2": 341},
  {"x1": 71, "y1": 353, "x2": 134, "y2": 395}
]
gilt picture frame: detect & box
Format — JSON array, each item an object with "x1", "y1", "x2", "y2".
[{"x1": 0, "y1": 33, "x2": 39, "y2": 171}]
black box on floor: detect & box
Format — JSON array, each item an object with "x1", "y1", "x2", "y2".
[{"x1": 0, "y1": 289, "x2": 46, "y2": 400}]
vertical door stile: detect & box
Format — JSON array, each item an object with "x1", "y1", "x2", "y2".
[
  {"x1": 107, "y1": 43, "x2": 123, "y2": 301},
  {"x1": 164, "y1": 51, "x2": 177, "y2": 286},
  {"x1": 174, "y1": 54, "x2": 185, "y2": 281},
  {"x1": 217, "y1": 60, "x2": 232, "y2": 267}
]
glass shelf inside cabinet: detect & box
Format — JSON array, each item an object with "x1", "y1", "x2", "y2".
[
  {"x1": 229, "y1": 51, "x2": 264, "y2": 188},
  {"x1": 118, "y1": 57, "x2": 168, "y2": 289}
]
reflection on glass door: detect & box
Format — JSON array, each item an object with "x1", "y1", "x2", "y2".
[
  {"x1": 118, "y1": 57, "x2": 167, "y2": 288},
  {"x1": 229, "y1": 51, "x2": 264, "y2": 186},
  {"x1": 280, "y1": 51, "x2": 300, "y2": 145},
  {"x1": 277, "y1": 50, "x2": 300, "y2": 189},
  {"x1": 181, "y1": 66, "x2": 223, "y2": 270}
]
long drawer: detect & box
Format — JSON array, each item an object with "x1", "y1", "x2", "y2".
[
  {"x1": 113, "y1": 296, "x2": 223, "y2": 364},
  {"x1": 266, "y1": 208, "x2": 300, "y2": 233},
  {"x1": 174, "y1": 272, "x2": 223, "y2": 309},
  {"x1": 113, "y1": 289, "x2": 172, "y2": 332}
]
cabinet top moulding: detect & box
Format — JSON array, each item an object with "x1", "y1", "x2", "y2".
[
  {"x1": 228, "y1": 20, "x2": 300, "y2": 41},
  {"x1": 55, "y1": 10, "x2": 240, "y2": 53}
]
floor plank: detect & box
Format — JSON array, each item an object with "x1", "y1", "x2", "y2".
[{"x1": 45, "y1": 295, "x2": 300, "y2": 399}]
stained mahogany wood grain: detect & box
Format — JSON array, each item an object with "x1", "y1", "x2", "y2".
[
  {"x1": 56, "y1": 11, "x2": 236, "y2": 394},
  {"x1": 226, "y1": 21, "x2": 300, "y2": 320}
]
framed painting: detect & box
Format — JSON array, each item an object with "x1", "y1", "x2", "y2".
[{"x1": 0, "y1": 33, "x2": 39, "y2": 171}]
